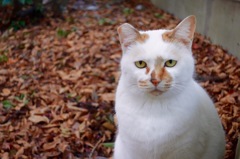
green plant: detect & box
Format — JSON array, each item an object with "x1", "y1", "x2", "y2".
[
  {"x1": 15, "y1": 93, "x2": 25, "y2": 100},
  {"x1": 154, "y1": 13, "x2": 163, "y2": 19},
  {"x1": 19, "y1": 0, "x2": 33, "y2": 5},
  {"x1": 1, "y1": 0, "x2": 12, "y2": 6},
  {"x1": 20, "y1": 75, "x2": 29, "y2": 80},
  {"x1": 102, "y1": 142, "x2": 114, "y2": 148},
  {"x1": 2, "y1": 100, "x2": 14, "y2": 109},
  {"x1": 123, "y1": 7, "x2": 134, "y2": 16},
  {"x1": 75, "y1": 95, "x2": 81, "y2": 102},
  {"x1": 0, "y1": 0, "x2": 69, "y2": 32},
  {"x1": 1, "y1": 0, "x2": 33, "y2": 6},
  {"x1": 56, "y1": 28, "x2": 71, "y2": 38},
  {"x1": 98, "y1": 18, "x2": 115, "y2": 26},
  {"x1": 15, "y1": 94, "x2": 29, "y2": 105},
  {"x1": 0, "y1": 54, "x2": 8, "y2": 63},
  {"x1": 10, "y1": 20, "x2": 26, "y2": 30}
]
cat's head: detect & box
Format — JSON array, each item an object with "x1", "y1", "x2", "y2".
[{"x1": 117, "y1": 16, "x2": 196, "y2": 96}]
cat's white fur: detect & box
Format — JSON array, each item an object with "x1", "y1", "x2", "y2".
[{"x1": 114, "y1": 16, "x2": 225, "y2": 159}]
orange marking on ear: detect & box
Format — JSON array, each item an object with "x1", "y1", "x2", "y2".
[
  {"x1": 162, "y1": 16, "x2": 196, "y2": 46},
  {"x1": 117, "y1": 27, "x2": 123, "y2": 43},
  {"x1": 162, "y1": 30, "x2": 189, "y2": 45},
  {"x1": 117, "y1": 27, "x2": 122, "y2": 34}
]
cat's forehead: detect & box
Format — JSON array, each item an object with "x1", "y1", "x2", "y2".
[
  {"x1": 134, "y1": 30, "x2": 179, "y2": 59},
  {"x1": 140, "y1": 29, "x2": 166, "y2": 42}
]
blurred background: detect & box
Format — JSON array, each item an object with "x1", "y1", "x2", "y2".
[{"x1": 0, "y1": 1, "x2": 239, "y2": 159}]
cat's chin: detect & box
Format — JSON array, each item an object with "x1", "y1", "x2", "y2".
[{"x1": 149, "y1": 89, "x2": 164, "y2": 96}]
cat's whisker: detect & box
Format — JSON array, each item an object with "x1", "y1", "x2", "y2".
[
  {"x1": 171, "y1": 86, "x2": 183, "y2": 91},
  {"x1": 168, "y1": 83, "x2": 191, "y2": 96}
]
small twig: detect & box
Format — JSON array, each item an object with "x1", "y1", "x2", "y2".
[{"x1": 89, "y1": 138, "x2": 103, "y2": 159}]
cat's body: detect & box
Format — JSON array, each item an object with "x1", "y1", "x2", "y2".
[{"x1": 114, "y1": 16, "x2": 225, "y2": 159}]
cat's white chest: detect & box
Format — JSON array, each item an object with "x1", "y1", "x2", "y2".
[
  {"x1": 113, "y1": 81, "x2": 221, "y2": 159},
  {"x1": 117, "y1": 101, "x2": 188, "y2": 142}
]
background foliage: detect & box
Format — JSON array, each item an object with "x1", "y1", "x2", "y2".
[{"x1": 0, "y1": 0, "x2": 68, "y2": 31}]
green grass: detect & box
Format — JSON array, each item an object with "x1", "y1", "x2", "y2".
[{"x1": 102, "y1": 142, "x2": 114, "y2": 148}]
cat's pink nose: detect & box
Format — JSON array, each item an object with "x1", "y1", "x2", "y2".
[{"x1": 150, "y1": 79, "x2": 160, "y2": 86}]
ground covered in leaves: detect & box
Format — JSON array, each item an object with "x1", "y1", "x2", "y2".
[{"x1": 0, "y1": 0, "x2": 239, "y2": 159}]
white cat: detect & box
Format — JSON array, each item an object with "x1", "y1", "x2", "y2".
[{"x1": 114, "y1": 16, "x2": 225, "y2": 159}]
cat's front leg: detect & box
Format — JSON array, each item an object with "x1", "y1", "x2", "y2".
[
  {"x1": 114, "y1": 135, "x2": 131, "y2": 159},
  {"x1": 114, "y1": 135, "x2": 143, "y2": 159}
]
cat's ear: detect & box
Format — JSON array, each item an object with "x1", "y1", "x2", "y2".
[
  {"x1": 117, "y1": 23, "x2": 141, "y2": 52},
  {"x1": 163, "y1": 15, "x2": 196, "y2": 47}
]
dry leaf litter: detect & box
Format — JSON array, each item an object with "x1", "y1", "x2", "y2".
[{"x1": 0, "y1": 0, "x2": 239, "y2": 159}]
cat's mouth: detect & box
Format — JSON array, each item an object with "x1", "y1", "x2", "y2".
[{"x1": 150, "y1": 89, "x2": 164, "y2": 96}]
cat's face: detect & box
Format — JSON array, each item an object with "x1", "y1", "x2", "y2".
[{"x1": 118, "y1": 16, "x2": 196, "y2": 96}]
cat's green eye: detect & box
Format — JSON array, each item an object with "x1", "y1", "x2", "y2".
[
  {"x1": 135, "y1": 61, "x2": 147, "y2": 68},
  {"x1": 165, "y1": 60, "x2": 177, "y2": 67}
]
